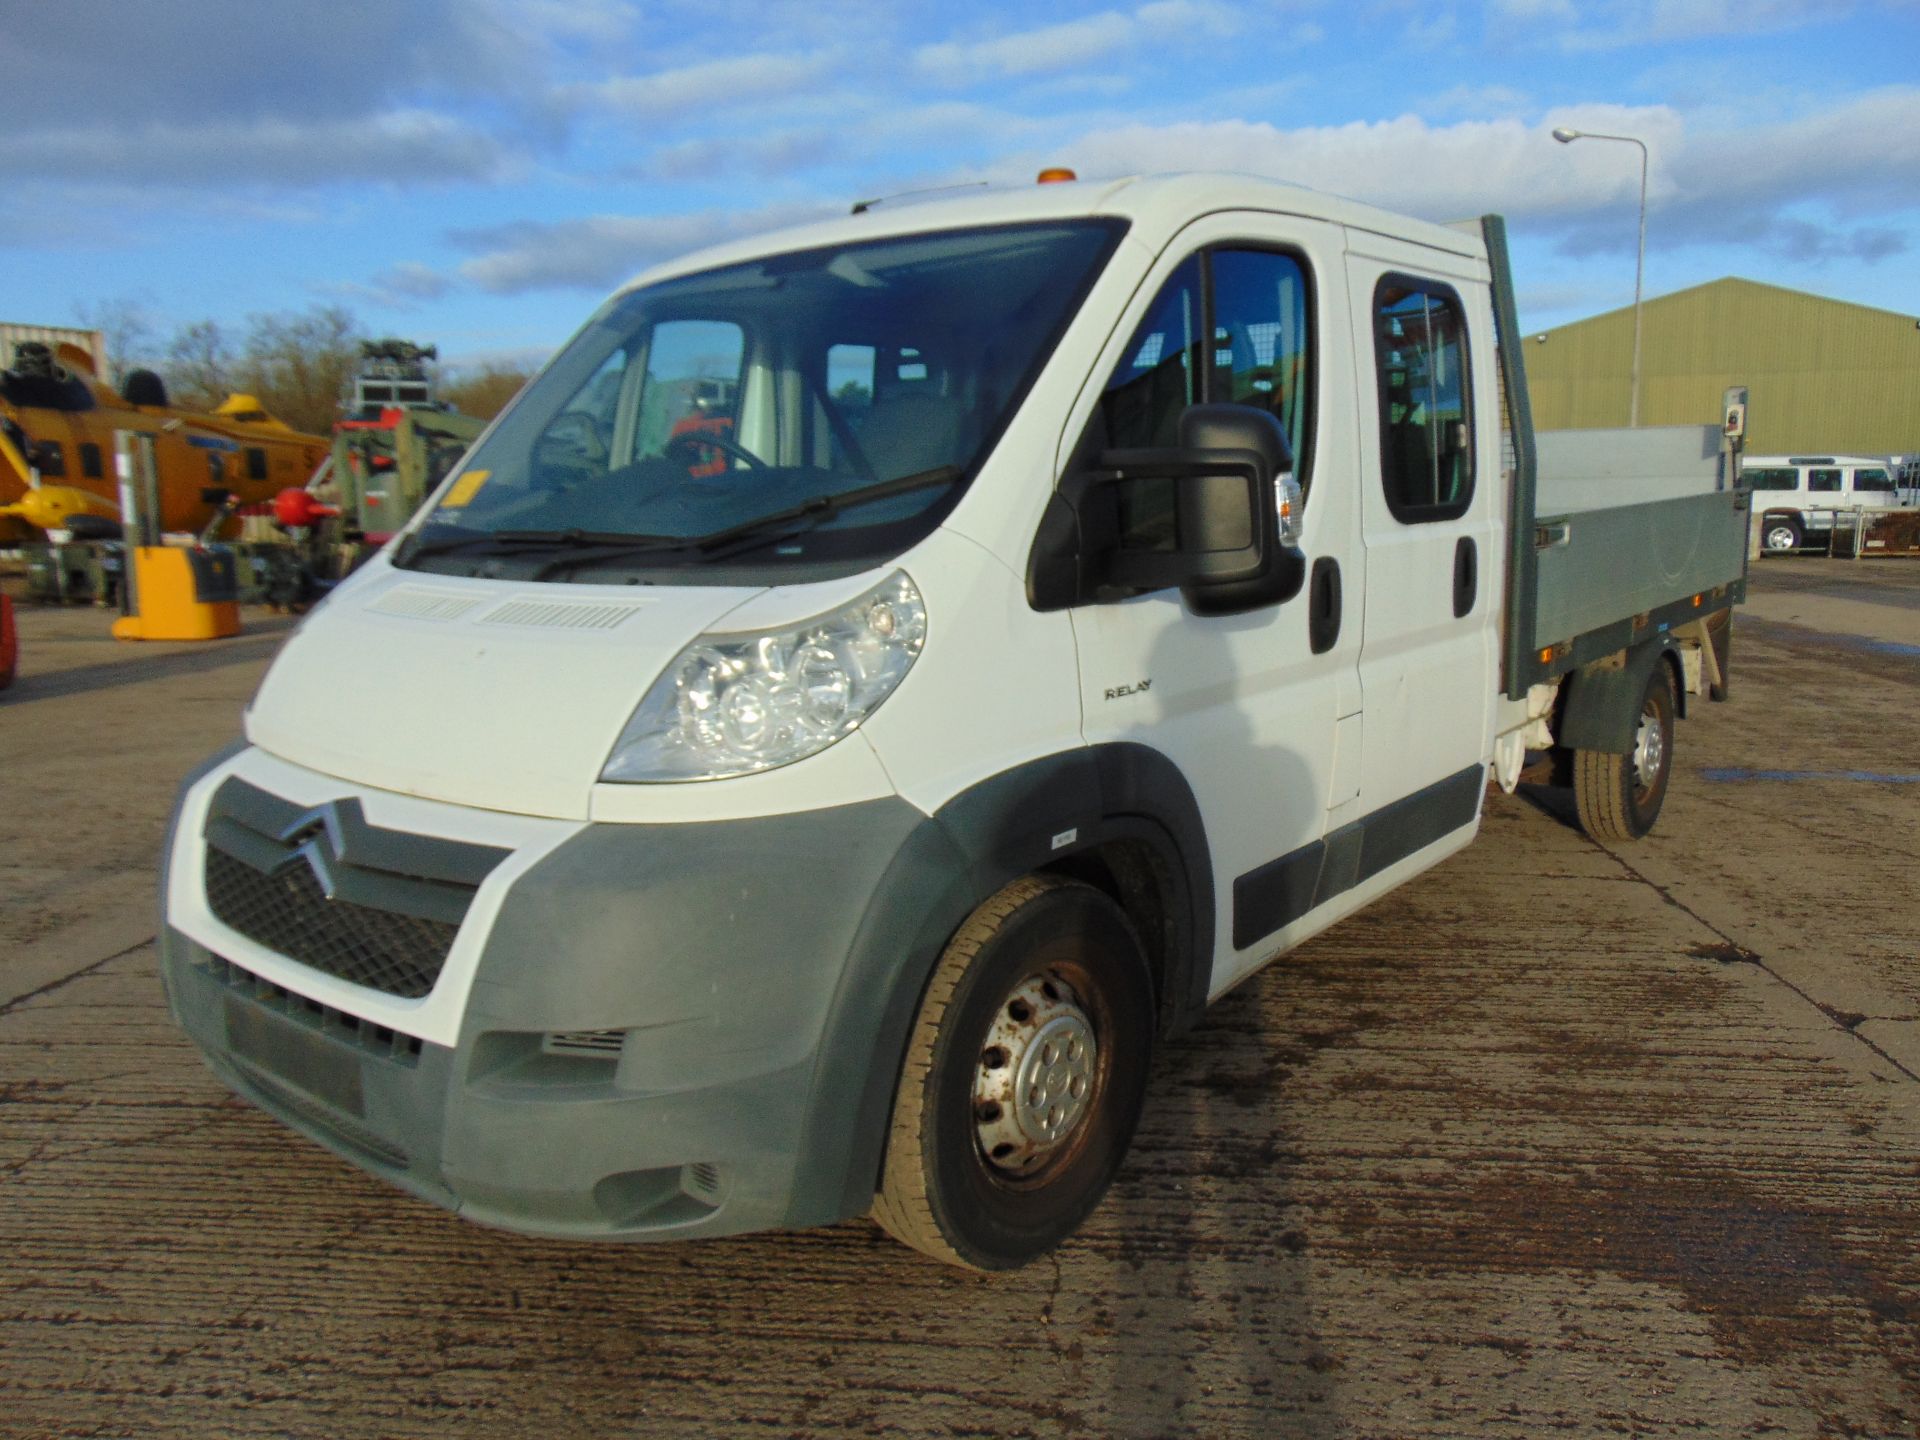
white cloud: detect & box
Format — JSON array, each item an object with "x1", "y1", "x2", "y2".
[
  {"x1": 915, "y1": 12, "x2": 1138, "y2": 82},
  {"x1": 450, "y1": 201, "x2": 837, "y2": 293},
  {"x1": 635, "y1": 130, "x2": 838, "y2": 180},
  {"x1": 1426, "y1": 83, "x2": 1533, "y2": 119},
  {"x1": 508, "y1": 0, "x2": 639, "y2": 44},
  {"x1": 0, "y1": 0, "x2": 564, "y2": 130},
  {"x1": 1491, "y1": 0, "x2": 1578, "y2": 20},
  {"x1": 375, "y1": 263, "x2": 454, "y2": 302},
  {"x1": 912, "y1": 2, "x2": 1248, "y2": 84},
  {"x1": 1036, "y1": 112, "x2": 1636, "y2": 220},
  {"x1": 1537, "y1": 0, "x2": 1839, "y2": 49},
  {"x1": 1136, "y1": 0, "x2": 1247, "y2": 37},
  {"x1": 318, "y1": 262, "x2": 454, "y2": 311},
  {"x1": 578, "y1": 51, "x2": 842, "y2": 117},
  {"x1": 1005, "y1": 85, "x2": 1920, "y2": 264},
  {"x1": 0, "y1": 0, "x2": 577, "y2": 192},
  {"x1": 0, "y1": 111, "x2": 513, "y2": 188}
]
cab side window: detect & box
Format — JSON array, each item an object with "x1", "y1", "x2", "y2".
[
  {"x1": 1099, "y1": 256, "x2": 1202, "y2": 450},
  {"x1": 1374, "y1": 277, "x2": 1473, "y2": 523},
  {"x1": 1808, "y1": 468, "x2": 1841, "y2": 493},
  {"x1": 1210, "y1": 249, "x2": 1313, "y2": 495},
  {"x1": 1852, "y1": 467, "x2": 1895, "y2": 492},
  {"x1": 1081, "y1": 248, "x2": 1317, "y2": 564}
]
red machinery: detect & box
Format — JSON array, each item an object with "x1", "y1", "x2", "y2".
[{"x1": 0, "y1": 594, "x2": 17, "y2": 691}]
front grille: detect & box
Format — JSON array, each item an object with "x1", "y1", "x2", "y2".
[
  {"x1": 206, "y1": 847, "x2": 458, "y2": 999},
  {"x1": 199, "y1": 776, "x2": 508, "y2": 1001}
]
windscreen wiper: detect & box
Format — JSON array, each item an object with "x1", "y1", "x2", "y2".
[
  {"x1": 689, "y1": 465, "x2": 964, "y2": 557},
  {"x1": 528, "y1": 467, "x2": 965, "y2": 578}
]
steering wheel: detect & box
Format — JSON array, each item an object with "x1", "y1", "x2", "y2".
[{"x1": 665, "y1": 429, "x2": 768, "y2": 471}]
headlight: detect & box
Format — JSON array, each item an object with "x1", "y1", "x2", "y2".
[{"x1": 600, "y1": 570, "x2": 927, "y2": 782}]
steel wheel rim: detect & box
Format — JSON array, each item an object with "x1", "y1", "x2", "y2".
[
  {"x1": 972, "y1": 973, "x2": 1099, "y2": 1176},
  {"x1": 1765, "y1": 525, "x2": 1797, "y2": 551},
  {"x1": 1633, "y1": 704, "x2": 1665, "y2": 795}
]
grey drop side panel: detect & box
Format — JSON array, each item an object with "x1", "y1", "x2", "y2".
[{"x1": 1532, "y1": 489, "x2": 1749, "y2": 650}]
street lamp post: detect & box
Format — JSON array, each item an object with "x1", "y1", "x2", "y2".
[{"x1": 1553, "y1": 126, "x2": 1649, "y2": 428}]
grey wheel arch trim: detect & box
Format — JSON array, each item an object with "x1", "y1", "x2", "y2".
[
  {"x1": 1557, "y1": 637, "x2": 1684, "y2": 756},
  {"x1": 786, "y1": 742, "x2": 1213, "y2": 1229}
]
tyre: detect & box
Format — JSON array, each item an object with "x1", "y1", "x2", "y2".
[
  {"x1": 1573, "y1": 662, "x2": 1676, "y2": 843},
  {"x1": 1761, "y1": 515, "x2": 1803, "y2": 553},
  {"x1": 872, "y1": 874, "x2": 1154, "y2": 1270}
]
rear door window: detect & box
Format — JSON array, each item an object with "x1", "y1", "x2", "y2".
[
  {"x1": 1808, "y1": 468, "x2": 1841, "y2": 493},
  {"x1": 1374, "y1": 278, "x2": 1473, "y2": 523}
]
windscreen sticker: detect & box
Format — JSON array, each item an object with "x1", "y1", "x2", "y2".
[{"x1": 441, "y1": 469, "x2": 490, "y2": 509}]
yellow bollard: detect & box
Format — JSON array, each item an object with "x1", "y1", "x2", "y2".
[{"x1": 111, "y1": 546, "x2": 241, "y2": 641}]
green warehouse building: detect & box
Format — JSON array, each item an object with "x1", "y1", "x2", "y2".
[{"x1": 1524, "y1": 278, "x2": 1920, "y2": 457}]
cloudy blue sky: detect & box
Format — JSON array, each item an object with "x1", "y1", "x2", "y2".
[{"x1": 4, "y1": 0, "x2": 1917, "y2": 371}]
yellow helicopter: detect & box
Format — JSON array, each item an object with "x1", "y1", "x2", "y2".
[{"x1": 0, "y1": 340, "x2": 327, "y2": 542}]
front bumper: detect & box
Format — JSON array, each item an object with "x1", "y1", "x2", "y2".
[{"x1": 160, "y1": 748, "x2": 935, "y2": 1242}]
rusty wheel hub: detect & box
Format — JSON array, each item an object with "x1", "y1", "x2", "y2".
[{"x1": 972, "y1": 974, "x2": 1097, "y2": 1175}]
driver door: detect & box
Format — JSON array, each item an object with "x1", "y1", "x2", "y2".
[{"x1": 1065, "y1": 214, "x2": 1365, "y2": 994}]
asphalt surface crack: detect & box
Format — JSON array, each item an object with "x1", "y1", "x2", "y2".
[
  {"x1": 1594, "y1": 843, "x2": 1919, "y2": 1084},
  {"x1": 0, "y1": 935, "x2": 155, "y2": 1017}
]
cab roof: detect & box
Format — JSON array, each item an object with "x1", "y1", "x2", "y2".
[{"x1": 620, "y1": 171, "x2": 1487, "y2": 295}]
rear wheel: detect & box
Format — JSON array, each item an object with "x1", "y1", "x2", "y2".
[
  {"x1": 872, "y1": 875, "x2": 1154, "y2": 1270},
  {"x1": 1573, "y1": 663, "x2": 1676, "y2": 842}
]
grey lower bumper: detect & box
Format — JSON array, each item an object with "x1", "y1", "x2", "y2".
[{"x1": 161, "y1": 792, "x2": 949, "y2": 1243}]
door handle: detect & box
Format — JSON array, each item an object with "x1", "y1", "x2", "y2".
[
  {"x1": 1309, "y1": 556, "x2": 1341, "y2": 654},
  {"x1": 1453, "y1": 536, "x2": 1477, "y2": 619}
]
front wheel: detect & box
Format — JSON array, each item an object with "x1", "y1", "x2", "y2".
[
  {"x1": 1762, "y1": 515, "x2": 1803, "y2": 553},
  {"x1": 1573, "y1": 663, "x2": 1676, "y2": 842},
  {"x1": 872, "y1": 875, "x2": 1154, "y2": 1270}
]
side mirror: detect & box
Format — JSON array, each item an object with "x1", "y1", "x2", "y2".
[{"x1": 1036, "y1": 404, "x2": 1307, "y2": 615}]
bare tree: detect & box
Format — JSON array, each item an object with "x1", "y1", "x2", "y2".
[
  {"x1": 164, "y1": 321, "x2": 234, "y2": 412},
  {"x1": 235, "y1": 306, "x2": 360, "y2": 436},
  {"x1": 73, "y1": 296, "x2": 160, "y2": 384},
  {"x1": 441, "y1": 362, "x2": 537, "y2": 421}
]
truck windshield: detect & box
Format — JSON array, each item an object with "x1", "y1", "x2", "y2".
[{"x1": 400, "y1": 219, "x2": 1125, "y2": 580}]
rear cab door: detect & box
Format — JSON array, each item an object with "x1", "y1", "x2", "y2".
[{"x1": 1340, "y1": 233, "x2": 1500, "y2": 886}]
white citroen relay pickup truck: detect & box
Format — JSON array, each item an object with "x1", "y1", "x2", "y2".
[{"x1": 159, "y1": 174, "x2": 1749, "y2": 1270}]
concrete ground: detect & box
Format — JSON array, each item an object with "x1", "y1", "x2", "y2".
[{"x1": 1, "y1": 559, "x2": 1916, "y2": 1439}]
